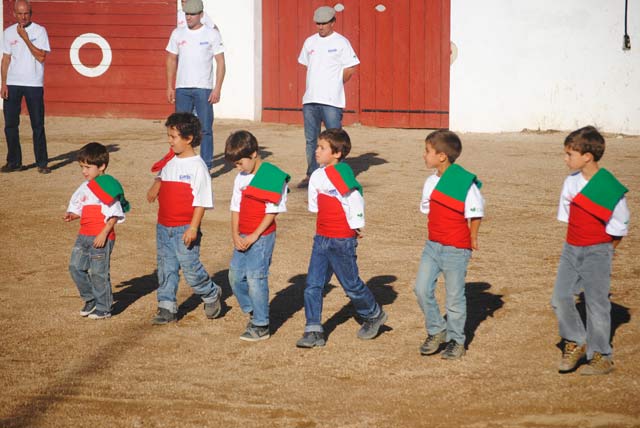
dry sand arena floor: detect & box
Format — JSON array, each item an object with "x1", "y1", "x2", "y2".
[{"x1": 0, "y1": 116, "x2": 639, "y2": 428}]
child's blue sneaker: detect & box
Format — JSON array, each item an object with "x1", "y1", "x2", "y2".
[
  {"x1": 88, "y1": 310, "x2": 111, "y2": 320},
  {"x1": 239, "y1": 323, "x2": 270, "y2": 342},
  {"x1": 296, "y1": 332, "x2": 326, "y2": 348},
  {"x1": 80, "y1": 300, "x2": 96, "y2": 317}
]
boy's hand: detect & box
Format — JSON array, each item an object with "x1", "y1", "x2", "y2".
[
  {"x1": 355, "y1": 229, "x2": 364, "y2": 239},
  {"x1": 233, "y1": 233, "x2": 248, "y2": 251},
  {"x1": 243, "y1": 233, "x2": 259, "y2": 248},
  {"x1": 63, "y1": 212, "x2": 80, "y2": 222},
  {"x1": 93, "y1": 232, "x2": 108, "y2": 248},
  {"x1": 471, "y1": 236, "x2": 479, "y2": 251},
  {"x1": 183, "y1": 227, "x2": 198, "y2": 247}
]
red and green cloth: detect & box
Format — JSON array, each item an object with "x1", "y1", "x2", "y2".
[
  {"x1": 87, "y1": 175, "x2": 131, "y2": 213},
  {"x1": 243, "y1": 162, "x2": 290, "y2": 204},
  {"x1": 572, "y1": 168, "x2": 627, "y2": 222},
  {"x1": 325, "y1": 163, "x2": 362, "y2": 196},
  {"x1": 431, "y1": 164, "x2": 481, "y2": 213}
]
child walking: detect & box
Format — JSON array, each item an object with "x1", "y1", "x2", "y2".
[
  {"x1": 65, "y1": 142, "x2": 130, "y2": 319},
  {"x1": 297, "y1": 128, "x2": 388, "y2": 348},
  {"x1": 225, "y1": 130, "x2": 290, "y2": 341},
  {"x1": 552, "y1": 126, "x2": 629, "y2": 375},
  {"x1": 147, "y1": 112, "x2": 222, "y2": 325},
  {"x1": 414, "y1": 130, "x2": 484, "y2": 360}
]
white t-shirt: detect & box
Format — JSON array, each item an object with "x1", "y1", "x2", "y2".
[
  {"x1": 166, "y1": 25, "x2": 224, "y2": 89},
  {"x1": 230, "y1": 171, "x2": 288, "y2": 213},
  {"x1": 308, "y1": 166, "x2": 364, "y2": 229},
  {"x1": 177, "y1": 10, "x2": 216, "y2": 30},
  {"x1": 159, "y1": 155, "x2": 214, "y2": 209},
  {"x1": 298, "y1": 32, "x2": 359, "y2": 108},
  {"x1": 420, "y1": 173, "x2": 485, "y2": 218},
  {"x1": 3, "y1": 22, "x2": 50, "y2": 87},
  {"x1": 557, "y1": 171, "x2": 629, "y2": 236}
]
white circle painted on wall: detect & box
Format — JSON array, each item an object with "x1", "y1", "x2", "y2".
[{"x1": 69, "y1": 33, "x2": 112, "y2": 78}]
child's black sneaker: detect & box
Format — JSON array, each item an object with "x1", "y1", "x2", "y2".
[
  {"x1": 239, "y1": 323, "x2": 270, "y2": 342},
  {"x1": 80, "y1": 300, "x2": 96, "y2": 317},
  {"x1": 88, "y1": 310, "x2": 111, "y2": 320},
  {"x1": 152, "y1": 308, "x2": 176, "y2": 325},
  {"x1": 357, "y1": 310, "x2": 388, "y2": 340},
  {"x1": 441, "y1": 340, "x2": 465, "y2": 360},
  {"x1": 420, "y1": 330, "x2": 447, "y2": 355},
  {"x1": 296, "y1": 332, "x2": 326, "y2": 348}
]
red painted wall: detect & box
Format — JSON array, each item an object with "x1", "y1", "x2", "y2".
[
  {"x1": 3, "y1": 0, "x2": 175, "y2": 119},
  {"x1": 262, "y1": 0, "x2": 450, "y2": 129}
]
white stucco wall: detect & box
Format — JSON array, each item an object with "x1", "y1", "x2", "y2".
[
  {"x1": 200, "y1": 0, "x2": 262, "y2": 120},
  {"x1": 450, "y1": 0, "x2": 640, "y2": 134}
]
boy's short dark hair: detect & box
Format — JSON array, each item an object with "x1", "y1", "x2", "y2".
[
  {"x1": 77, "y1": 142, "x2": 109, "y2": 168},
  {"x1": 425, "y1": 130, "x2": 462, "y2": 164},
  {"x1": 564, "y1": 125, "x2": 605, "y2": 161},
  {"x1": 224, "y1": 130, "x2": 259, "y2": 162},
  {"x1": 165, "y1": 112, "x2": 202, "y2": 148},
  {"x1": 318, "y1": 128, "x2": 351, "y2": 159}
]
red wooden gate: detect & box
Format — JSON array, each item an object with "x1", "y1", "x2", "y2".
[
  {"x1": 262, "y1": 0, "x2": 450, "y2": 129},
  {"x1": 3, "y1": 0, "x2": 175, "y2": 119}
]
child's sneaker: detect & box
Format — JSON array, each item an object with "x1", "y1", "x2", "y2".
[
  {"x1": 420, "y1": 330, "x2": 447, "y2": 355},
  {"x1": 558, "y1": 341, "x2": 586, "y2": 373},
  {"x1": 580, "y1": 352, "x2": 614, "y2": 376},
  {"x1": 296, "y1": 332, "x2": 326, "y2": 348},
  {"x1": 152, "y1": 308, "x2": 176, "y2": 325},
  {"x1": 204, "y1": 288, "x2": 222, "y2": 319},
  {"x1": 239, "y1": 323, "x2": 270, "y2": 342},
  {"x1": 357, "y1": 310, "x2": 388, "y2": 340},
  {"x1": 80, "y1": 300, "x2": 96, "y2": 317},
  {"x1": 441, "y1": 340, "x2": 465, "y2": 360},
  {"x1": 88, "y1": 310, "x2": 111, "y2": 320}
]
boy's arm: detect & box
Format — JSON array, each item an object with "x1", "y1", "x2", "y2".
[
  {"x1": 93, "y1": 217, "x2": 118, "y2": 248},
  {"x1": 147, "y1": 178, "x2": 161, "y2": 203},
  {"x1": 63, "y1": 212, "x2": 80, "y2": 222},
  {"x1": 183, "y1": 206, "x2": 205, "y2": 246},
  {"x1": 231, "y1": 211, "x2": 247, "y2": 251},
  {"x1": 469, "y1": 218, "x2": 482, "y2": 250},
  {"x1": 612, "y1": 236, "x2": 623, "y2": 250},
  {"x1": 243, "y1": 213, "x2": 277, "y2": 248}
]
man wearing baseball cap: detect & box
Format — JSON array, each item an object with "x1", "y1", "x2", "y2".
[
  {"x1": 297, "y1": 6, "x2": 360, "y2": 188},
  {"x1": 166, "y1": 0, "x2": 226, "y2": 170}
]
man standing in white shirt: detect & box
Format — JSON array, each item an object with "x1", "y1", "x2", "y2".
[
  {"x1": 166, "y1": 0, "x2": 226, "y2": 170},
  {"x1": 297, "y1": 6, "x2": 359, "y2": 188},
  {"x1": 1, "y1": 0, "x2": 51, "y2": 174}
]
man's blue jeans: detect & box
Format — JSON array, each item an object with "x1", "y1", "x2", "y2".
[
  {"x1": 551, "y1": 242, "x2": 613, "y2": 359},
  {"x1": 156, "y1": 224, "x2": 220, "y2": 313},
  {"x1": 3, "y1": 85, "x2": 48, "y2": 168},
  {"x1": 228, "y1": 232, "x2": 276, "y2": 327},
  {"x1": 175, "y1": 88, "x2": 214, "y2": 169},
  {"x1": 302, "y1": 103, "x2": 343, "y2": 177},
  {"x1": 69, "y1": 235, "x2": 114, "y2": 313},
  {"x1": 414, "y1": 240, "x2": 471, "y2": 345},
  {"x1": 304, "y1": 235, "x2": 380, "y2": 333}
]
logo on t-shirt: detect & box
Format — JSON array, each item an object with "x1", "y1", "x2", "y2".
[
  {"x1": 10, "y1": 39, "x2": 18, "y2": 46},
  {"x1": 179, "y1": 174, "x2": 192, "y2": 181},
  {"x1": 199, "y1": 41, "x2": 209, "y2": 46},
  {"x1": 328, "y1": 48, "x2": 337, "y2": 53},
  {"x1": 178, "y1": 40, "x2": 187, "y2": 47}
]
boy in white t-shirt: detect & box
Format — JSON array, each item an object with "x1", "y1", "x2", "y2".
[
  {"x1": 65, "y1": 142, "x2": 129, "y2": 320},
  {"x1": 147, "y1": 112, "x2": 222, "y2": 325},
  {"x1": 224, "y1": 131, "x2": 289, "y2": 341}
]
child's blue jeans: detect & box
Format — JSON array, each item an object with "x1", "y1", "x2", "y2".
[
  {"x1": 156, "y1": 224, "x2": 220, "y2": 313},
  {"x1": 551, "y1": 242, "x2": 613, "y2": 359},
  {"x1": 303, "y1": 235, "x2": 381, "y2": 333},
  {"x1": 228, "y1": 232, "x2": 276, "y2": 327},
  {"x1": 414, "y1": 240, "x2": 471, "y2": 345},
  {"x1": 69, "y1": 234, "x2": 114, "y2": 312}
]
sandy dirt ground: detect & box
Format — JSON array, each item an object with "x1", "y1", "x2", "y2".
[{"x1": 0, "y1": 116, "x2": 638, "y2": 428}]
